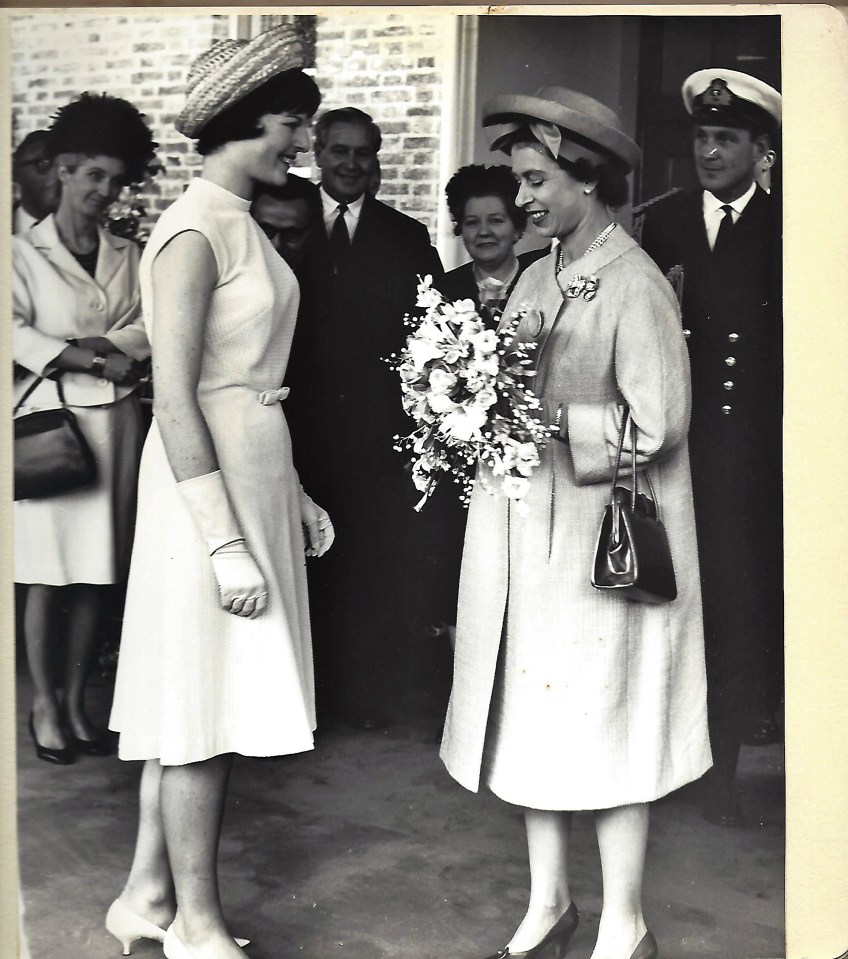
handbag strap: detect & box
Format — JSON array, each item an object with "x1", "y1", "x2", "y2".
[
  {"x1": 13, "y1": 374, "x2": 66, "y2": 415},
  {"x1": 608, "y1": 403, "x2": 662, "y2": 523},
  {"x1": 609, "y1": 404, "x2": 637, "y2": 503}
]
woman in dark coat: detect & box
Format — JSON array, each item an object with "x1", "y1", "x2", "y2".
[{"x1": 437, "y1": 163, "x2": 547, "y2": 323}]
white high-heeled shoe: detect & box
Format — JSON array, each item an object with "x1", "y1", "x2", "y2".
[
  {"x1": 163, "y1": 925, "x2": 193, "y2": 959},
  {"x1": 105, "y1": 899, "x2": 166, "y2": 955},
  {"x1": 105, "y1": 900, "x2": 249, "y2": 955},
  {"x1": 163, "y1": 924, "x2": 251, "y2": 958}
]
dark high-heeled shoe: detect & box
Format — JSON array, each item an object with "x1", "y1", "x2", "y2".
[
  {"x1": 28, "y1": 713, "x2": 75, "y2": 765},
  {"x1": 483, "y1": 902, "x2": 579, "y2": 959},
  {"x1": 67, "y1": 731, "x2": 114, "y2": 756},
  {"x1": 61, "y1": 706, "x2": 115, "y2": 756},
  {"x1": 629, "y1": 930, "x2": 658, "y2": 959}
]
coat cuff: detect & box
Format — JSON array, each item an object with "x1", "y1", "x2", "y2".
[
  {"x1": 568, "y1": 402, "x2": 622, "y2": 486},
  {"x1": 105, "y1": 324, "x2": 151, "y2": 361},
  {"x1": 14, "y1": 326, "x2": 69, "y2": 378}
]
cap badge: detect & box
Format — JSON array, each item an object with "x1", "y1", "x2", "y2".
[{"x1": 703, "y1": 78, "x2": 733, "y2": 109}]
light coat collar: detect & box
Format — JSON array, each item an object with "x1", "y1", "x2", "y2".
[
  {"x1": 27, "y1": 213, "x2": 130, "y2": 290},
  {"x1": 526, "y1": 223, "x2": 634, "y2": 365}
]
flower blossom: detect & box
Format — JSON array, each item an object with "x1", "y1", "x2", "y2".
[{"x1": 429, "y1": 368, "x2": 458, "y2": 395}]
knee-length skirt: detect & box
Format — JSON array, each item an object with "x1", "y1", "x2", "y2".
[{"x1": 14, "y1": 393, "x2": 144, "y2": 586}]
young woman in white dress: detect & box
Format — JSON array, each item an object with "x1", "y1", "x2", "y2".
[{"x1": 105, "y1": 26, "x2": 333, "y2": 959}]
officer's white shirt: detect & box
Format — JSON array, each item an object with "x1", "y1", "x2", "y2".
[
  {"x1": 320, "y1": 186, "x2": 365, "y2": 242},
  {"x1": 702, "y1": 180, "x2": 758, "y2": 249}
]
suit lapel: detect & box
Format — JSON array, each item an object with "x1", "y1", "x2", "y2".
[
  {"x1": 350, "y1": 195, "x2": 380, "y2": 252},
  {"x1": 95, "y1": 229, "x2": 129, "y2": 290},
  {"x1": 730, "y1": 184, "x2": 770, "y2": 247},
  {"x1": 30, "y1": 215, "x2": 127, "y2": 291},
  {"x1": 531, "y1": 226, "x2": 634, "y2": 366},
  {"x1": 30, "y1": 215, "x2": 95, "y2": 286}
]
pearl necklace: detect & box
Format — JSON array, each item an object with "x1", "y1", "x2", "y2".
[{"x1": 557, "y1": 221, "x2": 617, "y2": 272}]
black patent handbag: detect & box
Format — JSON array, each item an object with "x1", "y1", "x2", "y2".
[
  {"x1": 14, "y1": 375, "x2": 98, "y2": 501},
  {"x1": 591, "y1": 405, "x2": 677, "y2": 603}
]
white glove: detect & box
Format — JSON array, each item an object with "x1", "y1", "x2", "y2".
[
  {"x1": 210, "y1": 540, "x2": 269, "y2": 619},
  {"x1": 178, "y1": 470, "x2": 269, "y2": 618},
  {"x1": 299, "y1": 487, "x2": 335, "y2": 558}
]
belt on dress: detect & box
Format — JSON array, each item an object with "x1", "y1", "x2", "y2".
[{"x1": 257, "y1": 387, "x2": 290, "y2": 406}]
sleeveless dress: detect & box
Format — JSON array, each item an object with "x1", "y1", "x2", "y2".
[{"x1": 109, "y1": 177, "x2": 315, "y2": 765}]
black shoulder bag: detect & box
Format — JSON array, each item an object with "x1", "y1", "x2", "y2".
[{"x1": 14, "y1": 375, "x2": 98, "y2": 500}]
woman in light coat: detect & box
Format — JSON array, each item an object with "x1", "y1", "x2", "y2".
[
  {"x1": 13, "y1": 93, "x2": 157, "y2": 764},
  {"x1": 440, "y1": 88, "x2": 711, "y2": 959}
]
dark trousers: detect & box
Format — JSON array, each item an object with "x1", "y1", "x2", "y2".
[{"x1": 691, "y1": 440, "x2": 783, "y2": 799}]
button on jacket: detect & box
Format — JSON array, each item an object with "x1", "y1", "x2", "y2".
[{"x1": 639, "y1": 186, "x2": 781, "y2": 470}]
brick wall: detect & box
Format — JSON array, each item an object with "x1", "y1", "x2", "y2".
[
  {"x1": 312, "y1": 12, "x2": 449, "y2": 236},
  {"x1": 10, "y1": 11, "x2": 450, "y2": 241},
  {"x1": 10, "y1": 13, "x2": 231, "y2": 232}
]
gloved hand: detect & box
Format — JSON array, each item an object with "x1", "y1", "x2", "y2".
[
  {"x1": 299, "y1": 488, "x2": 335, "y2": 558},
  {"x1": 210, "y1": 539, "x2": 268, "y2": 618},
  {"x1": 178, "y1": 470, "x2": 269, "y2": 617}
]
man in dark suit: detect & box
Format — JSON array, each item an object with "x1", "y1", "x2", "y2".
[
  {"x1": 640, "y1": 70, "x2": 783, "y2": 826},
  {"x1": 251, "y1": 174, "x2": 319, "y2": 275},
  {"x1": 289, "y1": 107, "x2": 443, "y2": 729}
]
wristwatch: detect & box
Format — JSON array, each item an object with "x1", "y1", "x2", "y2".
[{"x1": 90, "y1": 351, "x2": 107, "y2": 375}]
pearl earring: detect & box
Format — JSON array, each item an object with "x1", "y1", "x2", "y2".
[{"x1": 584, "y1": 187, "x2": 594, "y2": 195}]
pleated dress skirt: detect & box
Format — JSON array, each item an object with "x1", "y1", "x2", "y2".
[{"x1": 109, "y1": 388, "x2": 316, "y2": 765}]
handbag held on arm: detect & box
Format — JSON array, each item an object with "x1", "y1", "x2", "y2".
[
  {"x1": 591, "y1": 405, "x2": 677, "y2": 603},
  {"x1": 14, "y1": 375, "x2": 98, "y2": 501}
]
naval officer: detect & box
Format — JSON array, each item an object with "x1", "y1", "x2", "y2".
[{"x1": 640, "y1": 68, "x2": 783, "y2": 827}]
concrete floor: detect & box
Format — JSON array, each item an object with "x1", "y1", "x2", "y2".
[{"x1": 16, "y1": 668, "x2": 784, "y2": 959}]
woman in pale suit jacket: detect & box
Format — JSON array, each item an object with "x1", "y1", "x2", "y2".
[
  {"x1": 440, "y1": 88, "x2": 711, "y2": 959},
  {"x1": 13, "y1": 93, "x2": 157, "y2": 764}
]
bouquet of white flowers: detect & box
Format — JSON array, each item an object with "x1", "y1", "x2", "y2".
[{"x1": 391, "y1": 276, "x2": 553, "y2": 513}]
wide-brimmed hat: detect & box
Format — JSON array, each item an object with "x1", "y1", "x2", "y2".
[
  {"x1": 683, "y1": 68, "x2": 781, "y2": 132},
  {"x1": 482, "y1": 86, "x2": 641, "y2": 173},
  {"x1": 176, "y1": 24, "x2": 305, "y2": 139}
]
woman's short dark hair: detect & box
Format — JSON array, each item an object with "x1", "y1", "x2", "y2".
[
  {"x1": 197, "y1": 68, "x2": 322, "y2": 157},
  {"x1": 500, "y1": 125, "x2": 630, "y2": 210},
  {"x1": 47, "y1": 92, "x2": 158, "y2": 185},
  {"x1": 444, "y1": 164, "x2": 527, "y2": 237},
  {"x1": 563, "y1": 156, "x2": 630, "y2": 210}
]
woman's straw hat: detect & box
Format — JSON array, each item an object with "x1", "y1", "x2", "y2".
[
  {"x1": 176, "y1": 24, "x2": 305, "y2": 139},
  {"x1": 483, "y1": 86, "x2": 641, "y2": 172}
]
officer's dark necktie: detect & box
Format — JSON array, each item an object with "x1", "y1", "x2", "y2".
[
  {"x1": 329, "y1": 202, "x2": 350, "y2": 270},
  {"x1": 712, "y1": 204, "x2": 735, "y2": 257}
]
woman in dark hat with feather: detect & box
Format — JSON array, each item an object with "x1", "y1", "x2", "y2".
[
  {"x1": 439, "y1": 87, "x2": 711, "y2": 959},
  {"x1": 13, "y1": 92, "x2": 156, "y2": 766}
]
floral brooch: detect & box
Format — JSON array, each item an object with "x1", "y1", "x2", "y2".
[{"x1": 563, "y1": 274, "x2": 600, "y2": 301}]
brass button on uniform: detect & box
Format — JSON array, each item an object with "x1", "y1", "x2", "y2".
[
  {"x1": 728, "y1": 332, "x2": 739, "y2": 343},
  {"x1": 725, "y1": 356, "x2": 736, "y2": 367},
  {"x1": 723, "y1": 381, "x2": 734, "y2": 391},
  {"x1": 721, "y1": 405, "x2": 732, "y2": 414}
]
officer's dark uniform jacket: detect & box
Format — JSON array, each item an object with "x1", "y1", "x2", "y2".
[{"x1": 639, "y1": 184, "x2": 783, "y2": 756}]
